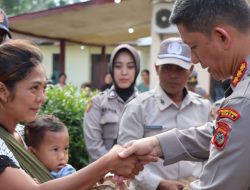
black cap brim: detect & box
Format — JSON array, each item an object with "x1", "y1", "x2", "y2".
[{"x1": 0, "y1": 25, "x2": 11, "y2": 38}]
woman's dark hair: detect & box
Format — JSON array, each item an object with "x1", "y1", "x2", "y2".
[
  {"x1": 25, "y1": 114, "x2": 67, "y2": 148},
  {"x1": 0, "y1": 39, "x2": 43, "y2": 91}
]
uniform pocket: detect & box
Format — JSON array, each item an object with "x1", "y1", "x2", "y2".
[
  {"x1": 101, "y1": 112, "x2": 119, "y2": 139},
  {"x1": 100, "y1": 112, "x2": 119, "y2": 124}
]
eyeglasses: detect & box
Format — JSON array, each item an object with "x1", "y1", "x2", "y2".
[{"x1": 0, "y1": 30, "x2": 7, "y2": 44}]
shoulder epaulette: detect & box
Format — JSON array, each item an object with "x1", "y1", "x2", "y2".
[
  {"x1": 136, "y1": 91, "x2": 154, "y2": 103},
  {"x1": 188, "y1": 90, "x2": 203, "y2": 98}
]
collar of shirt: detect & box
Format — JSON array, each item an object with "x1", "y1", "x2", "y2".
[
  {"x1": 107, "y1": 86, "x2": 138, "y2": 103},
  {"x1": 154, "y1": 85, "x2": 201, "y2": 111},
  {"x1": 107, "y1": 86, "x2": 118, "y2": 99}
]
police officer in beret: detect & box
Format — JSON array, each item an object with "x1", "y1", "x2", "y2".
[
  {"x1": 118, "y1": 37, "x2": 212, "y2": 190},
  {"x1": 83, "y1": 44, "x2": 140, "y2": 161}
]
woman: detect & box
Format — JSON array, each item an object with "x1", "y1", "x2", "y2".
[
  {"x1": 84, "y1": 44, "x2": 140, "y2": 162},
  {"x1": 0, "y1": 39, "x2": 153, "y2": 190}
]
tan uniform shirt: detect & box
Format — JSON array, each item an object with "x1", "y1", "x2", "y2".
[
  {"x1": 83, "y1": 86, "x2": 137, "y2": 161},
  {"x1": 118, "y1": 85, "x2": 212, "y2": 190},
  {"x1": 157, "y1": 57, "x2": 250, "y2": 190}
]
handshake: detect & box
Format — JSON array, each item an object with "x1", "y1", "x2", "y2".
[
  {"x1": 95, "y1": 136, "x2": 188, "y2": 190},
  {"x1": 104, "y1": 136, "x2": 162, "y2": 180}
]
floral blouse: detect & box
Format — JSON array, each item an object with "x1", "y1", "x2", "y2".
[{"x1": 0, "y1": 124, "x2": 24, "y2": 174}]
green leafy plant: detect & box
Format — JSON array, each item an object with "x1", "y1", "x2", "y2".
[{"x1": 40, "y1": 83, "x2": 98, "y2": 170}]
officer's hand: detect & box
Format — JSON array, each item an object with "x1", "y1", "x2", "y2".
[
  {"x1": 118, "y1": 136, "x2": 163, "y2": 160},
  {"x1": 157, "y1": 179, "x2": 184, "y2": 190},
  {"x1": 106, "y1": 145, "x2": 147, "y2": 179}
]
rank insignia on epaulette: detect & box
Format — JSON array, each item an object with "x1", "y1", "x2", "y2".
[
  {"x1": 212, "y1": 121, "x2": 231, "y2": 150},
  {"x1": 85, "y1": 100, "x2": 93, "y2": 112},
  {"x1": 231, "y1": 61, "x2": 247, "y2": 87},
  {"x1": 217, "y1": 107, "x2": 240, "y2": 121}
]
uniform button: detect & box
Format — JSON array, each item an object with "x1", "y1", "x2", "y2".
[
  {"x1": 161, "y1": 99, "x2": 164, "y2": 104},
  {"x1": 110, "y1": 91, "x2": 116, "y2": 97}
]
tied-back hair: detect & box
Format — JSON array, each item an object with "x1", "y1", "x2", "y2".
[
  {"x1": 25, "y1": 115, "x2": 67, "y2": 149},
  {"x1": 170, "y1": 0, "x2": 250, "y2": 36},
  {"x1": 0, "y1": 39, "x2": 43, "y2": 90}
]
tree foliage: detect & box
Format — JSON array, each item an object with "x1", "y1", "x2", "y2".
[
  {"x1": 0, "y1": 0, "x2": 85, "y2": 15},
  {"x1": 40, "y1": 83, "x2": 98, "y2": 170}
]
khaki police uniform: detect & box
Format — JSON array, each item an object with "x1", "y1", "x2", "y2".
[
  {"x1": 118, "y1": 84, "x2": 212, "y2": 190},
  {"x1": 157, "y1": 57, "x2": 250, "y2": 190},
  {"x1": 84, "y1": 86, "x2": 138, "y2": 161}
]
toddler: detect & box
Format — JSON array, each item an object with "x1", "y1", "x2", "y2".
[{"x1": 25, "y1": 115, "x2": 76, "y2": 178}]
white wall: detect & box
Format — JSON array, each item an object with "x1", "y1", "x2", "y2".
[
  {"x1": 40, "y1": 44, "x2": 92, "y2": 88},
  {"x1": 65, "y1": 45, "x2": 91, "y2": 88},
  {"x1": 40, "y1": 45, "x2": 58, "y2": 80},
  {"x1": 39, "y1": 44, "x2": 151, "y2": 89},
  {"x1": 193, "y1": 64, "x2": 210, "y2": 93},
  {"x1": 136, "y1": 46, "x2": 150, "y2": 85}
]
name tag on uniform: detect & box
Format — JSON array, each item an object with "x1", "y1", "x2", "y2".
[{"x1": 144, "y1": 125, "x2": 163, "y2": 129}]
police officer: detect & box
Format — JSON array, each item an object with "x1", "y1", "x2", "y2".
[
  {"x1": 83, "y1": 44, "x2": 140, "y2": 161},
  {"x1": 187, "y1": 70, "x2": 210, "y2": 100},
  {"x1": 118, "y1": 0, "x2": 250, "y2": 189},
  {"x1": 0, "y1": 8, "x2": 11, "y2": 44},
  {"x1": 118, "y1": 37, "x2": 212, "y2": 190}
]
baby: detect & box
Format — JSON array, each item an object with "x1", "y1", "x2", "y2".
[{"x1": 25, "y1": 114, "x2": 76, "y2": 178}]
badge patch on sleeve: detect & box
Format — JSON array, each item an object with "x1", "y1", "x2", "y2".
[
  {"x1": 217, "y1": 107, "x2": 240, "y2": 121},
  {"x1": 212, "y1": 121, "x2": 231, "y2": 150},
  {"x1": 85, "y1": 100, "x2": 93, "y2": 112}
]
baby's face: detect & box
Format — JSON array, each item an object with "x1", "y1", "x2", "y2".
[{"x1": 32, "y1": 129, "x2": 69, "y2": 172}]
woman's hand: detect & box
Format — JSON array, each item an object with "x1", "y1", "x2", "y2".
[{"x1": 105, "y1": 144, "x2": 157, "y2": 179}]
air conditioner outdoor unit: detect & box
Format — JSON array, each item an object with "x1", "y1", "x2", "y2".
[{"x1": 152, "y1": 3, "x2": 178, "y2": 34}]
